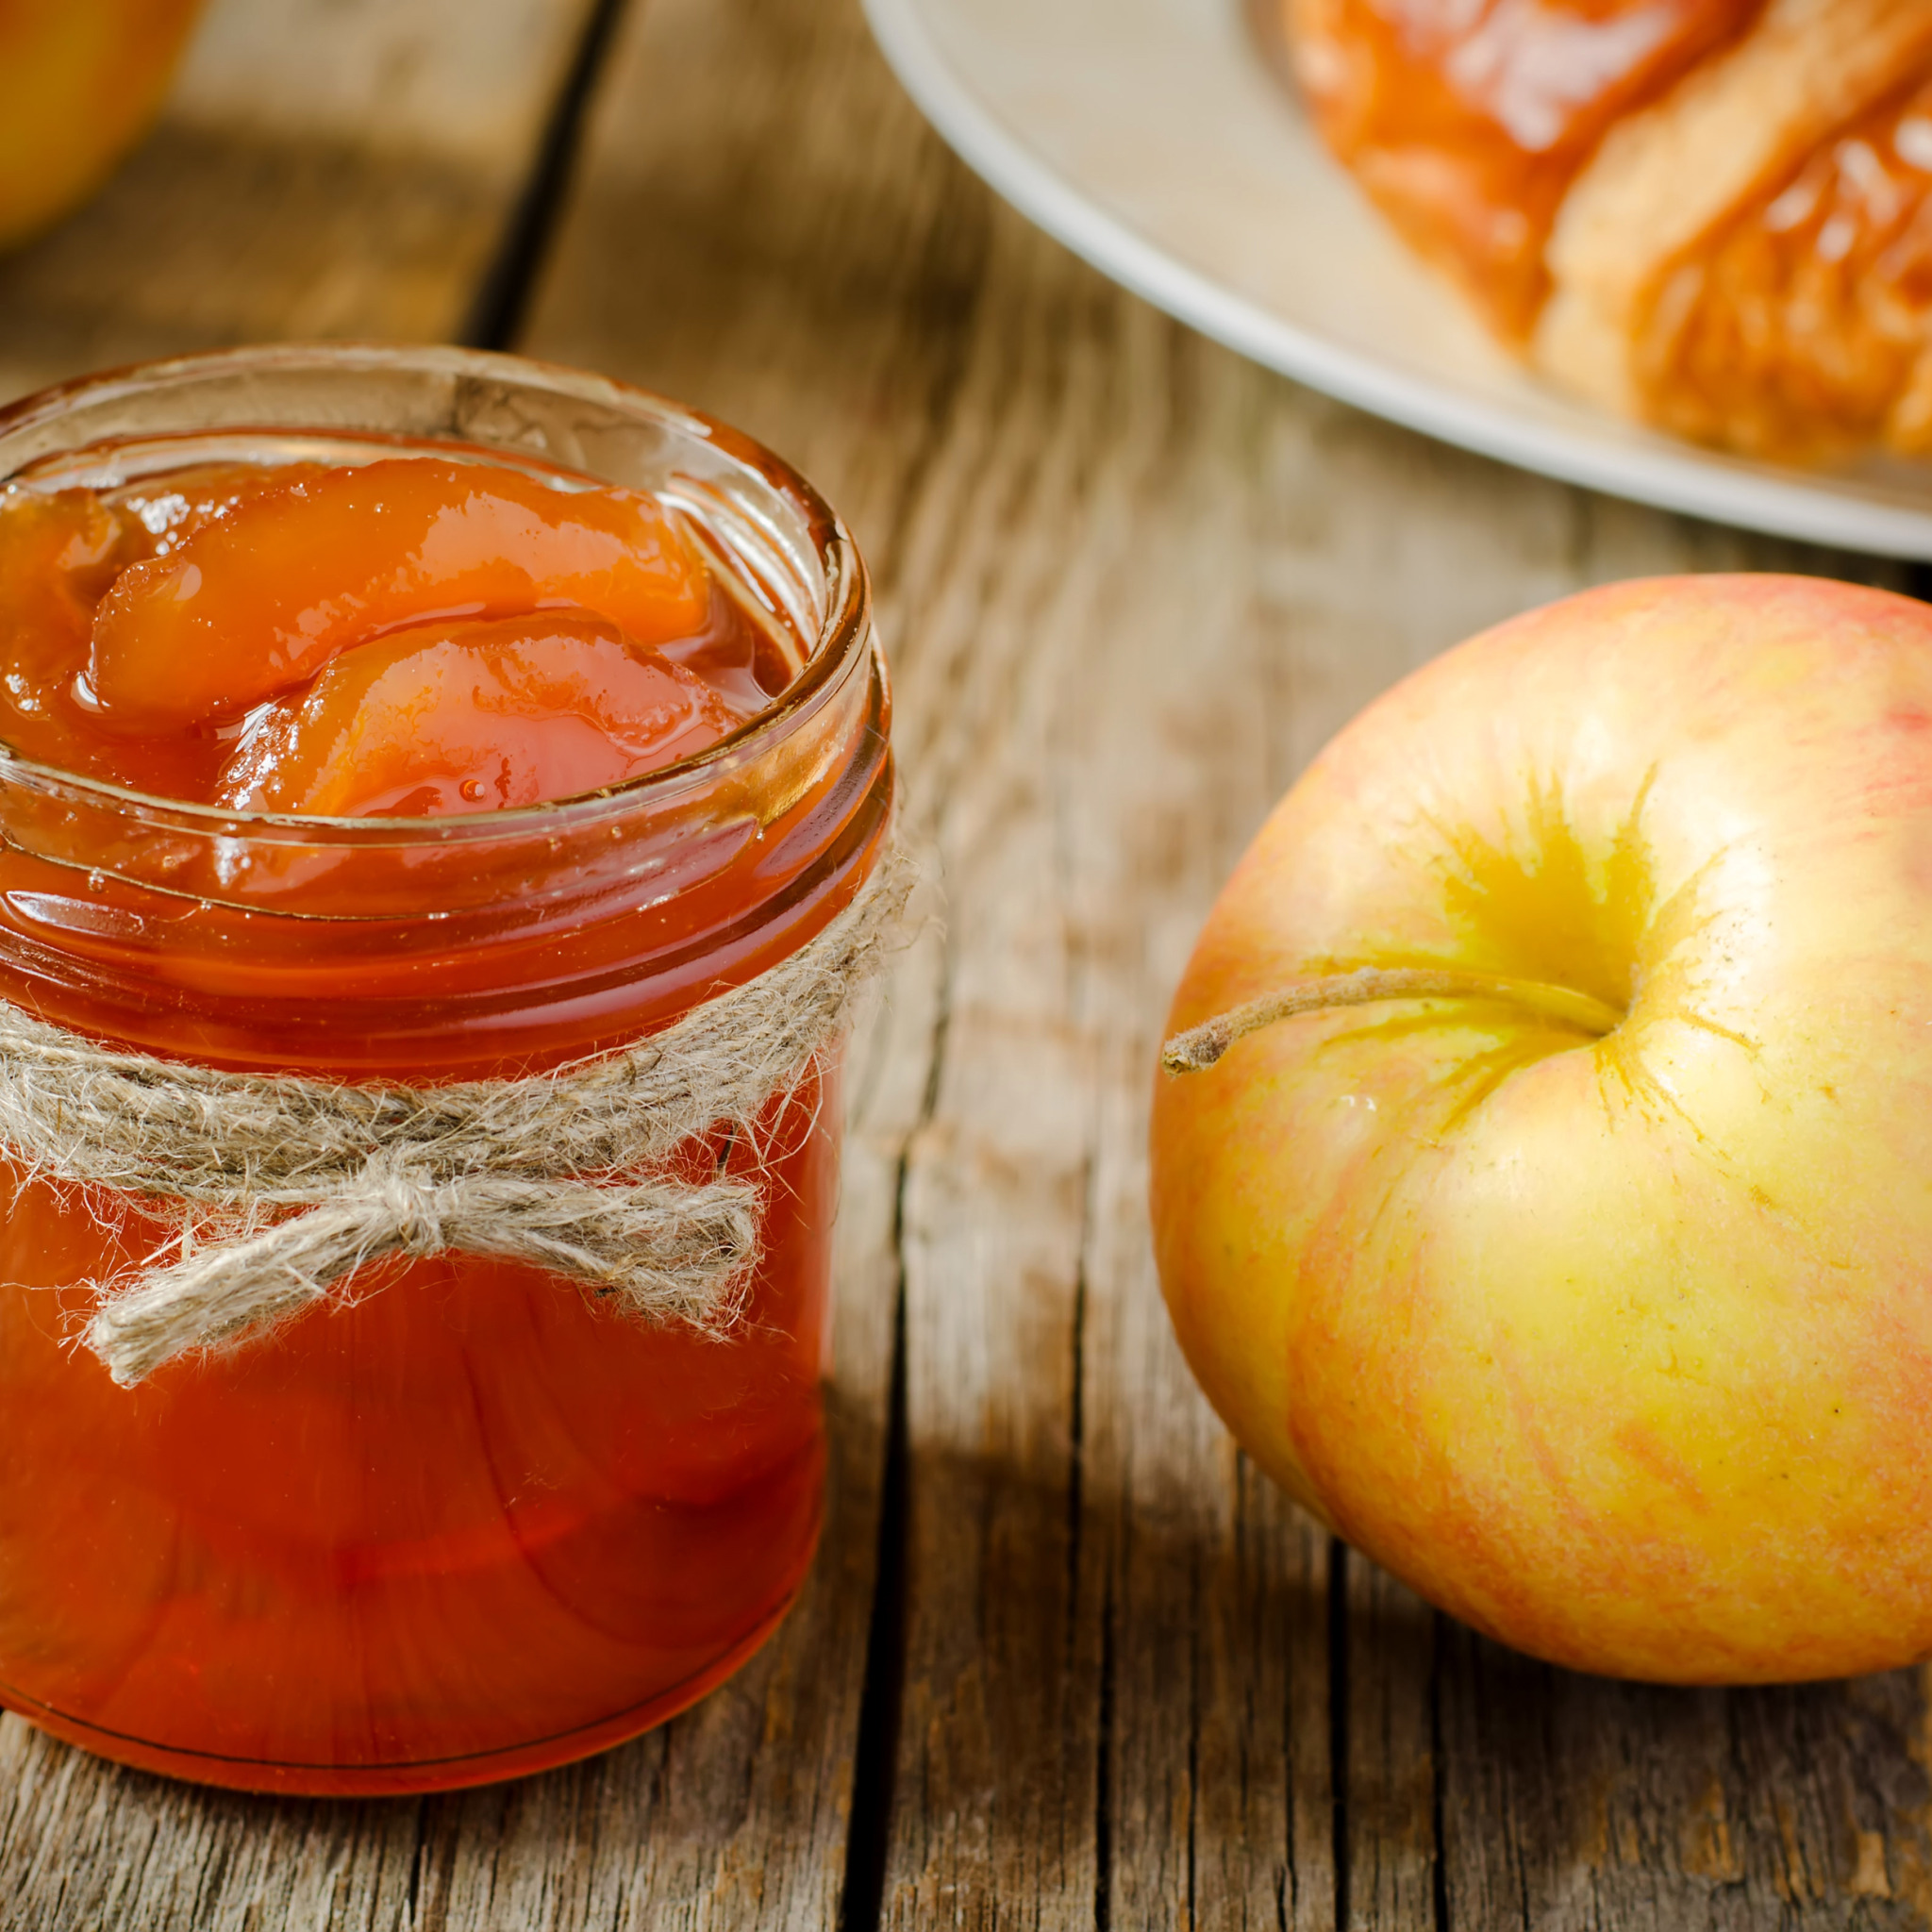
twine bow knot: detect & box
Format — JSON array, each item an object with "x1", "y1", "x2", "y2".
[{"x1": 0, "y1": 843, "x2": 910, "y2": 1388}]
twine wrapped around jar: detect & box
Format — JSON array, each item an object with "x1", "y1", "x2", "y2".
[{"x1": 0, "y1": 841, "x2": 912, "y2": 1389}]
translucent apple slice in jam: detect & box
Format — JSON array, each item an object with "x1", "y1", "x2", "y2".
[
  {"x1": 89, "y1": 458, "x2": 709, "y2": 728},
  {"x1": 217, "y1": 612, "x2": 748, "y2": 819},
  {"x1": 0, "y1": 486, "x2": 137, "y2": 776}
]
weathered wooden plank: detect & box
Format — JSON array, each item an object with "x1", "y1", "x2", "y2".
[
  {"x1": 1438, "y1": 1631, "x2": 1932, "y2": 1930},
  {"x1": 1036, "y1": 317, "x2": 1341, "y2": 1932},
  {"x1": 531, "y1": 6, "x2": 1344, "y2": 1914},
  {"x1": 539, "y1": 1, "x2": 1932, "y2": 1927},
  {"x1": 0, "y1": 1720, "x2": 422, "y2": 1931},
  {"x1": 0, "y1": 0, "x2": 598, "y2": 403},
  {"x1": 425, "y1": 0, "x2": 973, "y2": 1925},
  {"x1": 1341, "y1": 1557, "x2": 1435, "y2": 1932},
  {"x1": 168, "y1": 0, "x2": 594, "y2": 170},
  {"x1": 874, "y1": 227, "x2": 1113, "y2": 1925},
  {"x1": 540, "y1": 13, "x2": 1108, "y2": 1909},
  {"x1": 522, "y1": 0, "x2": 992, "y2": 544}
]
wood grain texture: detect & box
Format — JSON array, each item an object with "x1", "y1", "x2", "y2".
[
  {"x1": 170, "y1": 0, "x2": 595, "y2": 173},
  {"x1": 0, "y1": 1724, "x2": 421, "y2": 1931},
  {"x1": 529, "y1": 2, "x2": 1932, "y2": 1928},
  {"x1": 1438, "y1": 1633, "x2": 1932, "y2": 1930},
  {"x1": 0, "y1": 0, "x2": 597, "y2": 403},
  {"x1": 3, "y1": 0, "x2": 1932, "y2": 1921}
]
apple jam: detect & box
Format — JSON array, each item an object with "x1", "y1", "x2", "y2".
[
  {"x1": 0, "y1": 347, "x2": 892, "y2": 1794},
  {"x1": 1285, "y1": 0, "x2": 1764, "y2": 339},
  {"x1": 0, "y1": 453, "x2": 780, "y2": 807}
]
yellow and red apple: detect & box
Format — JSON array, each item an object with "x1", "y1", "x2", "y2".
[
  {"x1": 0, "y1": 0, "x2": 206, "y2": 252},
  {"x1": 1151, "y1": 574, "x2": 1932, "y2": 1683}
]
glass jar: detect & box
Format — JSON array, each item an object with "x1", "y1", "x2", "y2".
[{"x1": 0, "y1": 343, "x2": 892, "y2": 1794}]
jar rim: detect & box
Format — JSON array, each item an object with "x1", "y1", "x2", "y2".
[{"x1": 0, "y1": 341, "x2": 872, "y2": 850}]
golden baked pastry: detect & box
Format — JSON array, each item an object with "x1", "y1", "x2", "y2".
[{"x1": 1283, "y1": 0, "x2": 1932, "y2": 462}]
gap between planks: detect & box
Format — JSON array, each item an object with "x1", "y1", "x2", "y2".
[{"x1": 3, "y1": 0, "x2": 1932, "y2": 1925}]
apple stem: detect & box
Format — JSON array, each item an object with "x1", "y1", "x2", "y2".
[{"x1": 1160, "y1": 967, "x2": 1624, "y2": 1074}]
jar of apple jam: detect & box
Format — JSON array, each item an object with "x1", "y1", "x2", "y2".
[{"x1": 0, "y1": 344, "x2": 892, "y2": 1794}]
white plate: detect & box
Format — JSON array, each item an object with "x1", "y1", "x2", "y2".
[{"x1": 862, "y1": 0, "x2": 1932, "y2": 561}]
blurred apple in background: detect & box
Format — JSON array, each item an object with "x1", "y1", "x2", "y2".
[
  {"x1": 0, "y1": 0, "x2": 206, "y2": 251},
  {"x1": 1152, "y1": 575, "x2": 1932, "y2": 1684}
]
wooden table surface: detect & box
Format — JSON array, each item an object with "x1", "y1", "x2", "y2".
[{"x1": 2, "y1": 1, "x2": 1929, "y2": 1925}]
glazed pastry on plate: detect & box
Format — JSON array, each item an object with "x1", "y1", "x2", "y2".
[{"x1": 1283, "y1": 0, "x2": 1932, "y2": 463}]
